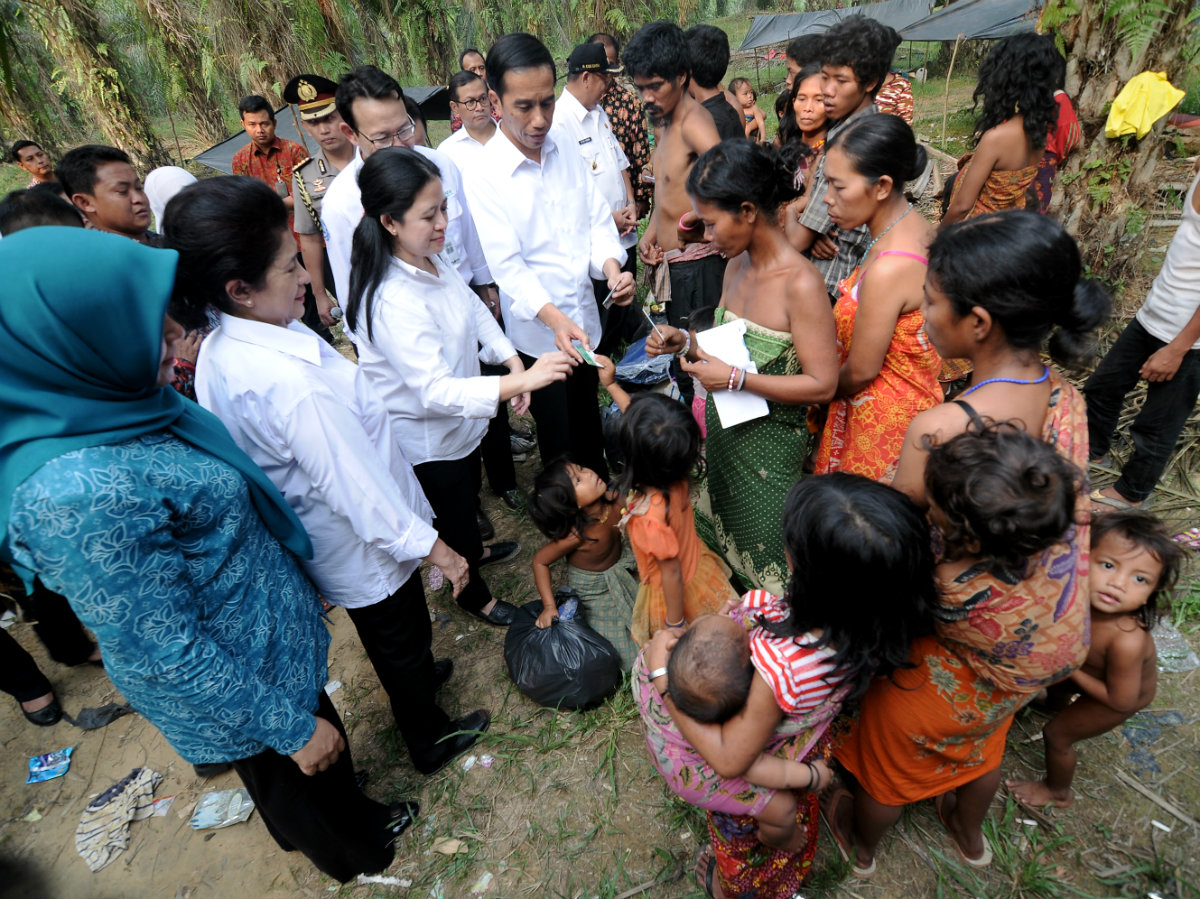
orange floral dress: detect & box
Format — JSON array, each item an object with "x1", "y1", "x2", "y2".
[
  {"x1": 813, "y1": 256, "x2": 943, "y2": 481},
  {"x1": 834, "y1": 371, "x2": 1091, "y2": 805},
  {"x1": 623, "y1": 481, "x2": 739, "y2": 645}
]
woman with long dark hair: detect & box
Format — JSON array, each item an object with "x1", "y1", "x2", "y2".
[
  {"x1": 941, "y1": 33, "x2": 1059, "y2": 225},
  {"x1": 346, "y1": 148, "x2": 571, "y2": 626},
  {"x1": 647, "y1": 139, "x2": 838, "y2": 595},
  {"x1": 168, "y1": 175, "x2": 489, "y2": 777}
]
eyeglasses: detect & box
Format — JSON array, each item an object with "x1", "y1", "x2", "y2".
[
  {"x1": 357, "y1": 121, "x2": 416, "y2": 148},
  {"x1": 455, "y1": 97, "x2": 490, "y2": 111}
]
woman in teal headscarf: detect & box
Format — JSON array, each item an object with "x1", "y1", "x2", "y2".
[{"x1": 0, "y1": 227, "x2": 415, "y2": 883}]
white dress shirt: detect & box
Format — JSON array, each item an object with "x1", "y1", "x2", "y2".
[
  {"x1": 352, "y1": 253, "x2": 519, "y2": 466},
  {"x1": 322, "y1": 145, "x2": 491, "y2": 306},
  {"x1": 462, "y1": 129, "x2": 627, "y2": 356},
  {"x1": 195, "y1": 313, "x2": 439, "y2": 608},
  {"x1": 437, "y1": 126, "x2": 494, "y2": 177},
  {"x1": 550, "y1": 89, "x2": 637, "y2": 251}
]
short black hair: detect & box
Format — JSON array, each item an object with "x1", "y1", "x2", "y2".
[
  {"x1": 0, "y1": 188, "x2": 83, "y2": 236},
  {"x1": 684, "y1": 24, "x2": 730, "y2": 90},
  {"x1": 819, "y1": 14, "x2": 901, "y2": 97},
  {"x1": 785, "y1": 33, "x2": 823, "y2": 68},
  {"x1": 1091, "y1": 510, "x2": 1186, "y2": 629},
  {"x1": 404, "y1": 94, "x2": 426, "y2": 131},
  {"x1": 589, "y1": 32, "x2": 620, "y2": 57},
  {"x1": 55, "y1": 145, "x2": 132, "y2": 198},
  {"x1": 666, "y1": 616, "x2": 754, "y2": 724},
  {"x1": 335, "y1": 65, "x2": 405, "y2": 133},
  {"x1": 448, "y1": 70, "x2": 484, "y2": 103},
  {"x1": 623, "y1": 21, "x2": 691, "y2": 84},
  {"x1": 460, "y1": 47, "x2": 484, "y2": 68},
  {"x1": 238, "y1": 94, "x2": 274, "y2": 119},
  {"x1": 10, "y1": 140, "x2": 42, "y2": 163},
  {"x1": 485, "y1": 32, "x2": 555, "y2": 98}
]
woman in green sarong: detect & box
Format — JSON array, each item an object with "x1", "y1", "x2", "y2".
[{"x1": 648, "y1": 140, "x2": 838, "y2": 594}]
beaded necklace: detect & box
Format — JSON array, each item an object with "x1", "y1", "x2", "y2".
[
  {"x1": 862, "y1": 202, "x2": 913, "y2": 257},
  {"x1": 959, "y1": 364, "x2": 1050, "y2": 397}
]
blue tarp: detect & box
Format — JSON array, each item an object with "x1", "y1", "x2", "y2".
[
  {"x1": 899, "y1": 0, "x2": 1042, "y2": 41},
  {"x1": 739, "y1": 0, "x2": 933, "y2": 51}
]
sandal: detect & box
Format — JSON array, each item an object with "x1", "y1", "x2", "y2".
[
  {"x1": 819, "y1": 784, "x2": 876, "y2": 877},
  {"x1": 1089, "y1": 488, "x2": 1143, "y2": 512},
  {"x1": 934, "y1": 792, "x2": 992, "y2": 868},
  {"x1": 694, "y1": 845, "x2": 722, "y2": 899}
]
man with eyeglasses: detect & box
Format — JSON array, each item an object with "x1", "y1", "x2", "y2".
[
  {"x1": 437, "y1": 71, "x2": 497, "y2": 171},
  {"x1": 321, "y1": 65, "x2": 491, "y2": 313}
]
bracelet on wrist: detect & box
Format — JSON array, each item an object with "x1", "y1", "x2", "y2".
[
  {"x1": 677, "y1": 331, "x2": 691, "y2": 358},
  {"x1": 736, "y1": 368, "x2": 747, "y2": 391},
  {"x1": 647, "y1": 666, "x2": 669, "y2": 680},
  {"x1": 727, "y1": 367, "x2": 739, "y2": 391},
  {"x1": 665, "y1": 618, "x2": 686, "y2": 629}
]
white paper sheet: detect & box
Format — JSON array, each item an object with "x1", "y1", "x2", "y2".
[{"x1": 695, "y1": 320, "x2": 769, "y2": 428}]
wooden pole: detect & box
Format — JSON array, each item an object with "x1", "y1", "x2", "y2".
[{"x1": 940, "y1": 34, "x2": 963, "y2": 151}]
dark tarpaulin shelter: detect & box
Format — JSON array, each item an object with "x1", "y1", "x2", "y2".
[
  {"x1": 194, "y1": 85, "x2": 449, "y2": 174},
  {"x1": 738, "y1": 0, "x2": 932, "y2": 52},
  {"x1": 899, "y1": 0, "x2": 1042, "y2": 41}
]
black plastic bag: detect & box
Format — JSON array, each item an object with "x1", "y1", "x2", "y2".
[{"x1": 503, "y1": 599, "x2": 623, "y2": 710}]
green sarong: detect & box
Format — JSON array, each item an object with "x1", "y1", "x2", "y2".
[
  {"x1": 697, "y1": 307, "x2": 810, "y2": 596},
  {"x1": 567, "y1": 543, "x2": 640, "y2": 670}
]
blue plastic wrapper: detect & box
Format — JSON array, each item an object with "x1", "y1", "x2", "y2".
[
  {"x1": 26, "y1": 747, "x2": 74, "y2": 784},
  {"x1": 614, "y1": 336, "x2": 672, "y2": 386}
]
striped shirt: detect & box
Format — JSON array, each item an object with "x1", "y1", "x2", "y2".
[{"x1": 736, "y1": 589, "x2": 842, "y2": 715}]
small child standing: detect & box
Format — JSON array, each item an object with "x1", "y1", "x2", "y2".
[
  {"x1": 731, "y1": 78, "x2": 767, "y2": 143},
  {"x1": 1007, "y1": 511, "x2": 1184, "y2": 808},
  {"x1": 527, "y1": 458, "x2": 640, "y2": 668},
  {"x1": 599, "y1": 385, "x2": 739, "y2": 644}
]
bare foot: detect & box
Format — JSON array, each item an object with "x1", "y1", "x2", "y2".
[
  {"x1": 934, "y1": 791, "x2": 991, "y2": 867},
  {"x1": 1090, "y1": 486, "x2": 1140, "y2": 514},
  {"x1": 20, "y1": 691, "x2": 55, "y2": 714},
  {"x1": 694, "y1": 845, "x2": 727, "y2": 898},
  {"x1": 819, "y1": 785, "x2": 876, "y2": 876},
  {"x1": 1006, "y1": 778, "x2": 1073, "y2": 808}
]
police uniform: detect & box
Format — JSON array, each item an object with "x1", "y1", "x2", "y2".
[{"x1": 283, "y1": 74, "x2": 343, "y2": 343}]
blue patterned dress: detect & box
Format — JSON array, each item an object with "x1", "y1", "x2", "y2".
[{"x1": 7, "y1": 432, "x2": 329, "y2": 764}]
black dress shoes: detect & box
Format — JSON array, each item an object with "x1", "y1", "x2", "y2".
[
  {"x1": 476, "y1": 511, "x2": 495, "y2": 541},
  {"x1": 472, "y1": 599, "x2": 518, "y2": 626},
  {"x1": 412, "y1": 710, "x2": 491, "y2": 775},
  {"x1": 21, "y1": 696, "x2": 62, "y2": 727},
  {"x1": 478, "y1": 541, "x2": 519, "y2": 567},
  {"x1": 383, "y1": 800, "x2": 419, "y2": 845},
  {"x1": 432, "y1": 658, "x2": 453, "y2": 690}
]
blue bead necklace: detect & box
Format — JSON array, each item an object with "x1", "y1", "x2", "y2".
[{"x1": 959, "y1": 364, "x2": 1050, "y2": 397}]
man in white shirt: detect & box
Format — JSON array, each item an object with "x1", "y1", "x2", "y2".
[
  {"x1": 438, "y1": 71, "x2": 496, "y2": 172},
  {"x1": 462, "y1": 33, "x2": 635, "y2": 478},
  {"x1": 550, "y1": 42, "x2": 639, "y2": 357},
  {"x1": 322, "y1": 65, "x2": 493, "y2": 312}
]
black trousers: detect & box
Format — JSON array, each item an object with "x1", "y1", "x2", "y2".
[
  {"x1": 0, "y1": 628, "x2": 53, "y2": 703},
  {"x1": 345, "y1": 574, "x2": 451, "y2": 761},
  {"x1": 591, "y1": 253, "x2": 638, "y2": 357},
  {"x1": 1083, "y1": 317, "x2": 1200, "y2": 502},
  {"x1": 232, "y1": 692, "x2": 394, "y2": 883},
  {"x1": 518, "y1": 352, "x2": 608, "y2": 480},
  {"x1": 666, "y1": 255, "x2": 727, "y2": 401},
  {"x1": 414, "y1": 451, "x2": 494, "y2": 614},
  {"x1": 479, "y1": 363, "x2": 517, "y2": 494},
  {"x1": 18, "y1": 578, "x2": 95, "y2": 667}
]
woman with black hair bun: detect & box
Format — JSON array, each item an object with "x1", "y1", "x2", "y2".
[
  {"x1": 777, "y1": 63, "x2": 828, "y2": 229},
  {"x1": 941, "y1": 33, "x2": 1059, "y2": 226},
  {"x1": 811, "y1": 114, "x2": 942, "y2": 481},
  {"x1": 646, "y1": 139, "x2": 838, "y2": 596}
]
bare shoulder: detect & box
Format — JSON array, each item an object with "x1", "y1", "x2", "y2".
[{"x1": 907, "y1": 401, "x2": 966, "y2": 444}]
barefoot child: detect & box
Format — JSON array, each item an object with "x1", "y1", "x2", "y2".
[
  {"x1": 730, "y1": 78, "x2": 767, "y2": 143},
  {"x1": 596, "y1": 374, "x2": 739, "y2": 643},
  {"x1": 638, "y1": 474, "x2": 937, "y2": 898},
  {"x1": 527, "y1": 458, "x2": 640, "y2": 668},
  {"x1": 1007, "y1": 511, "x2": 1184, "y2": 808}
]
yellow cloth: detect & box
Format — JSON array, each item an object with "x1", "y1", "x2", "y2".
[{"x1": 1106, "y1": 72, "x2": 1185, "y2": 139}]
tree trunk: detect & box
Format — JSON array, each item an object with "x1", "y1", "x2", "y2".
[
  {"x1": 1052, "y1": 0, "x2": 1194, "y2": 281},
  {"x1": 24, "y1": 0, "x2": 171, "y2": 168}
]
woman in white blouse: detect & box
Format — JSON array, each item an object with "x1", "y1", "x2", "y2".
[
  {"x1": 167, "y1": 176, "x2": 486, "y2": 776},
  {"x1": 346, "y1": 148, "x2": 571, "y2": 627}
]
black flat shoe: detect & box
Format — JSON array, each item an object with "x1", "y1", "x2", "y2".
[
  {"x1": 384, "y1": 800, "x2": 419, "y2": 844},
  {"x1": 433, "y1": 658, "x2": 453, "y2": 690},
  {"x1": 478, "y1": 540, "x2": 519, "y2": 568},
  {"x1": 476, "y1": 511, "x2": 495, "y2": 541},
  {"x1": 21, "y1": 697, "x2": 62, "y2": 727},
  {"x1": 472, "y1": 598, "x2": 517, "y2": 626},
  {"x1": 412, "y1": 710, "x2": 491, "y2": 775},
  {"x1": 193, "y1": 762, "x2": 233, "y2": 778},
  {"x1": 499, "y1": 489, "x2": 526, "y2": 511}
]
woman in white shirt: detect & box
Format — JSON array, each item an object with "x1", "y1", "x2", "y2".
[
  {"x1": 166, "y1": 176, "x2": 486, "y2": 776},
  {"x1": 346, "y1": 148, "x2": 571, "y2": 627}
]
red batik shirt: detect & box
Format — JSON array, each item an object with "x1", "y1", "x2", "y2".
[{"x1": 232, "y1": 136, "x2": 309, "y2": 241}]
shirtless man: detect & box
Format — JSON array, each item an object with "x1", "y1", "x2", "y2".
[{"x1": 623, "y1": 21, "x2": 723, "y2": 400}]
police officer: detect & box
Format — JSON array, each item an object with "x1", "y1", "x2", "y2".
[{"x1": 283, "y1": 74, "x2": 357, "y2": 337}]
